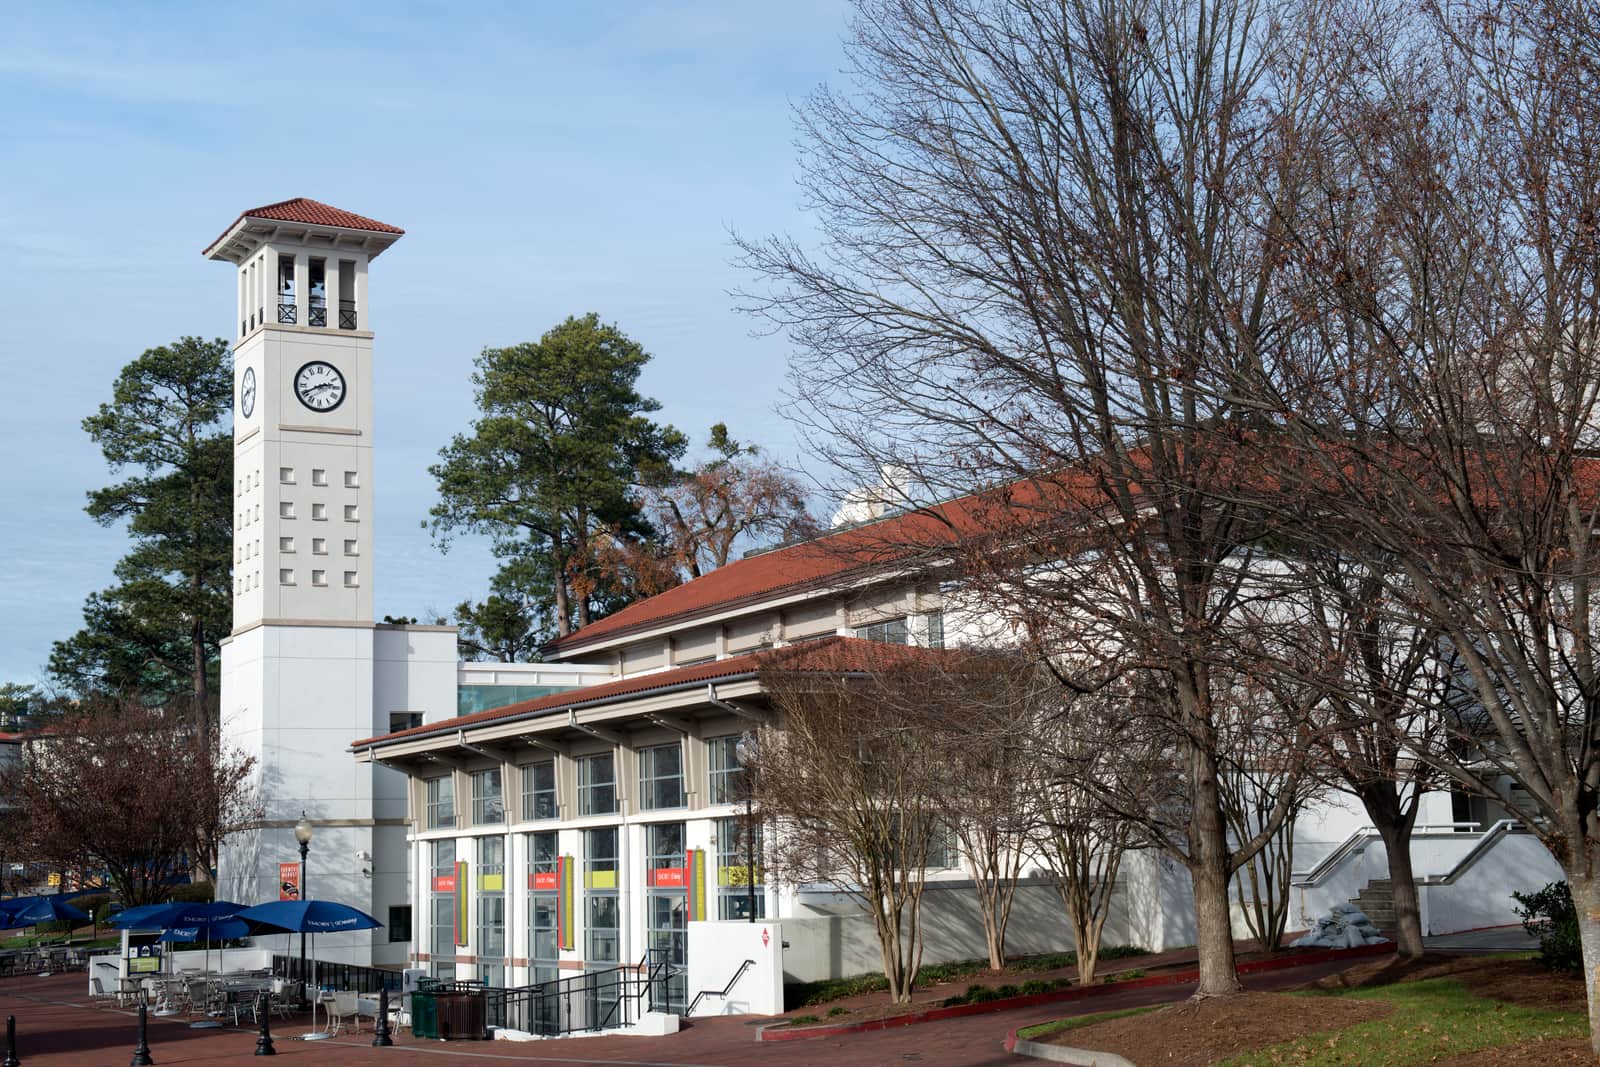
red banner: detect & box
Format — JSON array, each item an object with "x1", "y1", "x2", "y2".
[
  {"x1": 432, "y1": 874, "x2": 456, "y2": 893},
  {"x1": 648, "y1": 866, "x2": 687, "y2": 889},
  {"x1": 278, "y1": 862, "x2": 300, "y2": 901},
  {"x1": 530, "y1": 871, "x2": 558, "y2": 891}
]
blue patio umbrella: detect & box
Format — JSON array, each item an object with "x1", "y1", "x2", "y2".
[
  {"x1": 234, "y1": 901, "x2": 382, "y2": 1040},
  {"x1": 8, "y1": 895, "x2": 90, "y2": 926},
  {"x1": 112, "y1": 901, "x2": 246, "y2": 930},
  {"x1": 232, "y1": 900, "x2": 382, "y2": 935}
]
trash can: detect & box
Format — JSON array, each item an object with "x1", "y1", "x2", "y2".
[
  {"x1": 409, "y1": 988, "x2": 439, "y2": 1039},
  {"x1": 434, "y1": 990, "x2": 487, "y2": 1040}
]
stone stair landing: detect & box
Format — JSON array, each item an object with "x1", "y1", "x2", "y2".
[{"x1": 1351, "y1": 879, "x2": 1395, "y2": 932}]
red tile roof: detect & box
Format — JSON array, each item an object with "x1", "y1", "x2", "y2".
[
  {"x1": 548, "y1": 473, "x2": 1106, "y2": 655},
  {"x1": 352, "y1": 636, "x2": 956, "y2": 749},
  {"x1": 203, "y1": 198, "x2": 404, "y2": 256}
]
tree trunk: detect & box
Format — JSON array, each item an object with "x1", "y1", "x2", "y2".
[
  {"x1": 1374, "y1": 816, "x2": 1424, "y2": 958},
  {"x1": 1188, "y1": 740, "x2": 1242, "y2": 996},
  {"x1": 1567, "y1": 868, "x2": 1600, "y2": 1055}
]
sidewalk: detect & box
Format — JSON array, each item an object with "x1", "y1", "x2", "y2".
[{"x1": 0, "y1": 954, "x2": 1378, "y2": 1066}]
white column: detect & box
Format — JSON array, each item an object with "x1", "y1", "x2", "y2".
[
  {"x1": 325, "y1": 255, "x2": 342, "y2": 330},
  {"x1": 293, "y1": 252, "x2": 309, "y2": 326},
  {"x1": 354, "y1": 257, "x2": 369, "y2": 330}
]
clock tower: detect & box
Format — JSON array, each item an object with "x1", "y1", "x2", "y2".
[{"x1": 207, "y1": 200, "x2": 457, "y2": 965}]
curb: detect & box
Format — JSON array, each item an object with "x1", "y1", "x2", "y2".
[
  {"x1": 760, "y1": 941, "x2": 1393, "y2": 1042},
  {"x1": 1005, "y1": 1028, "x2": 1135, "y2": 1067}
]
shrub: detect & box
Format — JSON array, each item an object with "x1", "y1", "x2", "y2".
[
  {"x1": 73, "y1": 894, "x2": 115, "y2": 925},
  {"x1": 996, "y1": 984, "x2": 1020, "y2": 998},
  {"x1": 1512, "y1": 881, "x2": 1582, "y2": 973},
  {"x1": 1019, "y1": 979, "x2": 1052, "y2": 995},
  {"x1": 166, "y1": 883, "x2": 216, "y2": 904},
  {"x1": 827, "y1": 1006, "x2": 848, "y2": 1017},
  {"x1": 789, "y1": 972, "x2": 890, "y2": 1008},
  {"x1": 789, "y1": 1014, "x2": 819, "y2": 1026}
]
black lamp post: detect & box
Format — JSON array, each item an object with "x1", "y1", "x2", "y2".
[
  {"x1": 734, "y1": 733, "x2": 758, "y2": 923},
  {"x1": 294, "y1": 813, "x2": 313, "y2": 986}
]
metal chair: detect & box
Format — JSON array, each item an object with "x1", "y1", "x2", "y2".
[{"x1": 326, "y1": 990, "x2": 361, "y2": 1035}]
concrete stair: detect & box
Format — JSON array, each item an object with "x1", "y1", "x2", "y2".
[{"x1": 1351, "y1": 879, "x2": 1395, "y2": 932}]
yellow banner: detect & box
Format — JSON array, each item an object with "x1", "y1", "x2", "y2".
[
  {"x1": 477, "y1": 872, "x2": 503, "y2": 892},
  {"x1": 585, "y1": 870, "x2": 617, "y2": 890},
  {"x1": 718, "y1": 864, "x2": 763, "y2": 887}
]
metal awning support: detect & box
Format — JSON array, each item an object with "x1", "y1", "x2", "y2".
[
  {"x1": 706, "y1": 683, "x2": 768, "y2": 724},
  {"x1": 569, "y1": 711, "x2": 627, "y2": 747}
]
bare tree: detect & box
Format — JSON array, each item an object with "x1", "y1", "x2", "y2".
[
  {"x1": 1252, "y1": 0, "x2": 1600, "y2": 1042},
  {"x1": 921, "y1": 651, "x2": 1047, "y2": 970},
  {"x1": 0, "y1": 702, "x2": 258, "y2": 907},
  {"x1": 1027, "y1": 676, "x2": 1157, "y2": 985},
  {"x1": 754, "y1": 642, "x2": 949, "y2": 1002},
  {"x1": 741, "y1": 0, "x2": 1356, "y2": 995}
]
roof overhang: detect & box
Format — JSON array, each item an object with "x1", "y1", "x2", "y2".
[
  {"x1": 204, "y1": 217, "x2": 402, "y2": 264},
  {"x1": 352, "y1": 674, "x2": 767, "y2": 765}
]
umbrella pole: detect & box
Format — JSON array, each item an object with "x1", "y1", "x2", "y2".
[{"x1": 302, "y1": 934, "x2": 330, "y2": 1040}]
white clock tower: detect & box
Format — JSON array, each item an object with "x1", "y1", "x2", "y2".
[{"x1": 208, "y1": 200, "x2": 457, "y2": 965}]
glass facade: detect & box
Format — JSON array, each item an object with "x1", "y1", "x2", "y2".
[
  {"x1": 716, "y1": 816, "x2": 765, "y2": 920},
  {"x1": 476, "y1": 836, "x2": 506, "y2": 987},
  {"x1": 577, "y1": 752, "x2": 617, "y2": 816},
  {"x1": 521, "y1": 760, "x2": 557, "y2": 821},
  {"x1": 457, "y1": 684, "x2": 576, "y2": 717},
  {"x1": 707, "y1": 735, "x2": 744, "y2": 805},
  {"x1": 429, "y1": 839, "x2": 457, "y2": 980},
  {"x1": 471, "y1": 768, "x2": 504, "y2": 825},
  {"x1": 638, "y1": 743, "x2": 685, "y2": 810},
  {"x1": 583, "y1": 827, "x2": 619, "y2": 963},
  {"x1": 645, "y1": 822, "x2": 688, "y2": 1011},
  {"x1": 425, "y1": 775, "x2": 454, "y2": 829}
]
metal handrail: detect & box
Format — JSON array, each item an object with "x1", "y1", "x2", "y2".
[
  {"x1": 1292, "y1": 825, "x2": 1516, "y2": 889},
  {"x1": 686, "y1": 958, "x2": 755, "y2": 1016}
]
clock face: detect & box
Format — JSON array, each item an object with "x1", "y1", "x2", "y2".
[
  {"x1": 293, "y1": 361, "x2": 346, "y2": 413},
  {"x1": 239, "y1": 366, "x2": 256, "y2": 419}
]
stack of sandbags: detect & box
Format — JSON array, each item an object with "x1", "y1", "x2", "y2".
[{"x1": 1290, "y1": 902, "x2": 1389, "y2": 949}]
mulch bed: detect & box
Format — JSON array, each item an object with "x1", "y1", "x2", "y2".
[
  {"x1": 1040, "y1": 991, "x2": 1391, "y2": 1066},
  {"x1": 774, "y1": 940, "x2": 1313, "y2": 1029},
  {"x1": 1045, "y1": 954, "x2": 1592, "y2": 1066}
]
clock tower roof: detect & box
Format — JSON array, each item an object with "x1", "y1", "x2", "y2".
[{"x1": 204, "y1": 198, "x2": 404, "y2": 263}]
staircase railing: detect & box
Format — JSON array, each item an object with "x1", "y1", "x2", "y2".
[
  {"x1": 686, "y1": 958, "x2": 755, "y2": 1017},
  {"x1": 1291, "y1": 822, "x2": 1491, "y2": 888}
]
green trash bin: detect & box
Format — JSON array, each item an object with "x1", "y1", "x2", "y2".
[{"x1": 410, "y1": 987, "x2": 439, "y2": 1039}]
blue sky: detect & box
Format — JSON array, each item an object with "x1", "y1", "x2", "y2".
[{"x1": 0, "y1": 2, "x2": 853, "y2": 683}]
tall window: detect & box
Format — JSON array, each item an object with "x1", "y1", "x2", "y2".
[
  {"x1": 307, "y1": 257, "x2": 328, "y2": 326},
  {"x1": 707, "y1": 736, "x2": 745, "y2": 805},
  {"x1": 716, "y1": 816, "x2": 765, "y2": 920},
  {"x1": 577, "y1": 752, "x2": 616, "y2": 816},
  {"x1": 855, "y1": 616, "x2": 910, "y2": 644},
  {"x1": 425, "y1": 776, "x2": 455, "y2": 829},
  {"x1": 645, "y1": 822, "x2": 688, "y2": 1011},
  {"x1": 638, "y1": 743, "x2": 685, "y2": 810},
  {"x1": 527, "y1": 831, "x2": 559, "y2": 988},
  {"x1": 429, "y1": 839, "x2": 457, "y2": 980},
  {"x1": 924, "y1": 610, "x2": 945, "y2": 649},
  {"x1": 471, "y1": 768, "x2": 504, "y2": 825},
  {"x1": 583, "y1": 827, "x2": 619, "y2": 963},
  {"x1": 521, "y1": 760, "x2": 556, "y2": 821},
  {"x1": 476, "y1": 836, "x2": 506, "y2": 986}
]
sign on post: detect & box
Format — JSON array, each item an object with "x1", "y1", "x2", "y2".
[{"x1": 278, "y1": 862, "x2": 301, "y2": 900}]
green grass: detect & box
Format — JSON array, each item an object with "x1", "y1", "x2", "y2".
[
  {"x1": 1220, "y1": 977, "x2": 1586, "y2": 1066},
  {"x1": 1017, "y1": 1005, "x2": 1159, "y2": 1041}
]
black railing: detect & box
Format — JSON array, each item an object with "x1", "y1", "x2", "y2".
[
  {"x1": 685, "y1": 958, "x2": 755, "y2": 1016},
  {"x1": 472, "y1": 951, "x2": 675, "y2": 1037},
  {"x1": 277, "y1": 299, "x2": 297, "y2": 324},
  {"x1": 338, "y1": 299, "x2": 356, "y2": 330},
  {"x1": 271, "y1": 954, "x2": 402, "y2": 994},
  {"x1": 308, "y1": 298, "x2": 328, "y2": 327}
]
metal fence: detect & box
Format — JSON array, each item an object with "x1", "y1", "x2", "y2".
[
  {"x1": 480, "y1": 951, "x2": 675, "y2": 1036},
  {"x1": 271, "y1": 954, "x2": 403, "y2": 994}
]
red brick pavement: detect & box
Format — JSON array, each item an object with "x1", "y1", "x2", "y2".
[{"x1": 0, "y1": 956, "x2": 1375, "y2": 1067}]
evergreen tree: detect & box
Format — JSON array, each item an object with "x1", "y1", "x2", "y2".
[
  {"x1": 429, "y1": 314, "x2": 685, "y2": 637},
  {"x1": 51, "y1": 337, "x2": 233, "y2": 745}
]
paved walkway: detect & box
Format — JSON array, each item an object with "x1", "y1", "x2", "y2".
[
  {"x1": 1423, "y1": 925, "x2": 1540, "y2": 952},
  {"x1": 0, "y1": 956, "x2": 1372, "y2": 1067}
]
